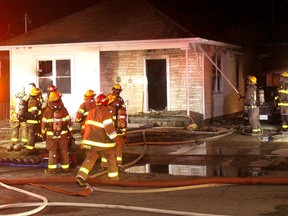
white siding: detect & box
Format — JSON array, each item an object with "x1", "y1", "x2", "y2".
[{"x1": 10, "y1": 45, "x2": 100, "y2": 117}]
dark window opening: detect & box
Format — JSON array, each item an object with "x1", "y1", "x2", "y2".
[{"x1": 146, "y1": 59, "x2": 167, "y2": 111}]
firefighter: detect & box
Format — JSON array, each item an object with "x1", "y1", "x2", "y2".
[
  {"x1": 277, "y1": 72, "x2": 288, "y2": 131},
  {"x1": 41, "y1": 91, "x2": 73, "y2": 173},
  {"x1": 101, "y1": 84, "x2": 127, "y2": 169},
  {"x1": 25, "y1": 87, "x2": 43, "y2": 154},
  {"x1": 7, "y1": 87, "x2": 29, "y2": 151},
  {"x1": 42, "y1": 85, "x2": 58, "y2": 110},
  {"x1": 244, "y1": 75, "x2": 262, "y2": 134},
  {"x1": 29, "y1": 82, "x2": 44, "y2": 106},
  {"x1": 76, "y1": 93, "x2": 123, "y2": 186},
  {"x1": 75, "y1": 89, "x2": 96, "y2": 135}
]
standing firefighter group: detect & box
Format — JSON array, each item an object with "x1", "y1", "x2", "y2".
[
  {"x1": 9, "y1": 83, "x2": 127, "y2": 184},
  {"x1": 242, "y1": 72, "x2": 288, "y2": 135}
]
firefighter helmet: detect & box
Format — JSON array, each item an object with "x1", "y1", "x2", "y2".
[
  {"x1": 282, "y1": 72, "x2": 288, "y2": 77},
  {"x1": 247, "y1": 75, "x2": 257, "y2": 84},
  {"x1": 85, "y1": 89, "x2": 95, "y2": 97},
  {"x1": 30, "y1": 87, "x2": 41, "y2": 96},
  {"x1": 49, "y1": 91, "x2": 61, "y2": 102},
  {"x1": 111, "y1": 84, "x2": 122, "y2": 91},
  {"x1": 96, "y1": 93, "x2": 108, "y2": 105},
  {"x1": 47, "y1": 85, "x2": 57, "y2": 92},
  {"x1": 107, "y1": 94, "x2": 116, "y2": 104}
]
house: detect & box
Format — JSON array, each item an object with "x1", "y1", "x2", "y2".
[{"x1": 0, "y1": 0, "x2": 245, "y2": 124}]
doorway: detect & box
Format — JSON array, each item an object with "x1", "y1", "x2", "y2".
[{"x1": 145, "y1": 59, "x2": 167, "y2": 111}]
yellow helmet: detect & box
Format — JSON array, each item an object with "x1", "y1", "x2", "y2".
[
  {"x1": 49, "y1": 91, "x2": 61, "y2": 102},
  {"x1": 112, "y1": 84, "x2": 122, "y2": 91},
  {"x1": 107, "y1": 94, "x2": 116, "y2": 104},
  {"x1": 247, "y1": 75, "x2": 257, "y2": 84},
  {"x1": 282, "y1": 72, "x2": 288, "y2": 77},
  {"x1": 85, "y1": 89, "x2": 95, "y2": 97},
  {"x1": 30, "y1": 87, "x2": 41, "y2": 96}
]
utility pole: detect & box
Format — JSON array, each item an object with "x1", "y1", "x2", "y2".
[{"x1": 24, "y1": 13, "x2": 32, "y2": 33}]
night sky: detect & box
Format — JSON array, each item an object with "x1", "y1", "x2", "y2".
[
  {"x1": 1, "y1": 0, "x2": 288, "y2": 49},
  {"x1": 148, "y1": 0, "x2": 288, "y2": 48},
  {"x1": 0, "y1": 0, "x2": 96, "y2": 40}
]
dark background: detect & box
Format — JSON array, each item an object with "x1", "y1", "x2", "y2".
[
  {"x1": 1, "y1": 0, "x2": 288, "y2": 46},
  {"x1": 0, "y1": 0, "x2": 96, "y2": 40}
]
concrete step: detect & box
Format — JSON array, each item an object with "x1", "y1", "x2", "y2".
[{"x1": 128, "y1": 114, "x2": 192, "y2": 128}]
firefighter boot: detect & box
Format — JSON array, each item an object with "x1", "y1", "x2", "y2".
[
  {"x1": 76, "y1": 176, "x2": 86, "y2": 187},
  {"x1": 6, "y1": 144, "x2": 14, "y2": 152},
  {"x1": 13, "y1": 144, "x2": 22, "y2": 151},
  {"x1": 44, "y1": 168, "x2": 57, "y2": 174},
  {"x1": 19, "y1": 142, "x2": 26, "y2": 149},
  {"x1": 117, "y1": 163, "x2": 124, "y2": 171}
]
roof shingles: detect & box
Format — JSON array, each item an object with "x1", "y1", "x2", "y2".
[{"x1": 1, "y1": 0, "x2": 194, "y2": 46}]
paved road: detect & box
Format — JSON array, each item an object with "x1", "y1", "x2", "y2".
[
  {"x1": 0, "y1": 123, "x2": 288, "y2": 215},
  {"x1": 1, "y1": 174, "x2": 288, "y2": 216}
]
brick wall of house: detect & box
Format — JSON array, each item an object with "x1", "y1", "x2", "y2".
[
  {"x1": 100, "y1": 50, "x2": 145, "y2": 114},
  {"x1": 100, "y1": 48, "x2": 204, "y2": 116}
]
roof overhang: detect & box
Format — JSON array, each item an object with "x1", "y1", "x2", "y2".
[{"x1": 0, "y1": 37, "x2": 241, "y2": 51}]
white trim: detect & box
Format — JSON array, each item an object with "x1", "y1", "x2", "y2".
[
  {"x1": 201, "y1": 52, "x2": 206, "y2": 120},
  {"x1": 0, "y1": 38, "x2": 241, "y2": 51},
  {"x1": 185, "y1": 49, "x2": 189, "y2": 116},
  {"x1": 33, "y1": 54, "x2": 75, "y2": 94},
  {"x1": 143, "y1": 59, "x2": 148, "y2": 112},
  {"x1": 144, "y1": 55, "x2": 170, "y2": 112}
]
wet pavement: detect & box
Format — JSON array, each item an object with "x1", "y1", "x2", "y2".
[{"x1": 1, "y1": 119, "x2": 288, "y2": 215}]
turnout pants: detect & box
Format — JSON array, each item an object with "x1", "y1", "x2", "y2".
[
  {"x1": 78, "y1": 146, "x2": 118, "y2": 180},
  {"x1": 280, "y1": 106, "x2": 288, "y2": 130},
  {"x1": 9, "y1": 116, "x2": 28, "y2": 145},
  {"x1": 26, "y1": 123, "x2": 40, "y2": 151},
  {"x1": 46, "y1": 135, "x2": 70, "y2": 171},
  {"x1": 248, "y1": 106, "x2": 261, "y2": 132}
]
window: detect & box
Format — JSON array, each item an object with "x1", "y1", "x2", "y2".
[
  {"x1": 212, "y1": 54, "x2": 222, "y2": 93},
  {"x1": 37, "y1": 59, "x2": 71, "y2": 94}
]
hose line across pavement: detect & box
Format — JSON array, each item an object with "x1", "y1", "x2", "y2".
[
  {"x1": 0, "y1": 181, "x2": 231, "y2": 216},
  {"x1": 0, "y1": 128, "x2": 281, "y2": 216}
]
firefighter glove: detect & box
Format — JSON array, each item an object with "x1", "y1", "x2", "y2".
[
  {"x1": 41, "y1": 133, "x2": 47, "y2": 141},
  {"x1": 238, "y1": 94, "x2": 245, "y2": 100}
]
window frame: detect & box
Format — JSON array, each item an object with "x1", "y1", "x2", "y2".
[
  {"x1": 35, "y1": 55, "x2": 74, "y2": 94},
  {"x1": 212, "y1": 53, "x2": 223, "y2": 93}
]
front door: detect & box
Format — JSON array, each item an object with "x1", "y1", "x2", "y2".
[{"x1": 145, "y1": 59, "x2": 167, "y2": 111}]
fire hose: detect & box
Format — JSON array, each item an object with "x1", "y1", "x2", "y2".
[
  {"x1": 1, "y1": 130, "x2": 288, "y2": 216},
  {"x1": 0, "y1": 181, "x2": 230, "y2": 216}
]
